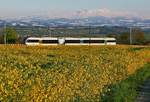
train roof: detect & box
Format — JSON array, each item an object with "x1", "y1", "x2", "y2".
[{"x1": 26, "y1": 37, "x2": 116, "y2": 40}]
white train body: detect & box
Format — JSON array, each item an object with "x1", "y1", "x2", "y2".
[
  {"x1": 25, "y1": 37, "x2": 40, "y2": 46},
  {"x1": 25, "y1": 37, "x2": 116, "y2": 46}
]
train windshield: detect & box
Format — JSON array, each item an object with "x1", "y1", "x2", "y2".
[{"x1": 26, "y1": 40, "x2": 39, "y2": 43}]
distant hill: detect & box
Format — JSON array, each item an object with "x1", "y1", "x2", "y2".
[{"x1": 0, "y1": 16, "x2": 150, "y2": 28}]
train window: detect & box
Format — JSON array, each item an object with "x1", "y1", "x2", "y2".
[
  {"x1": 65, "y1": 40, "x2": 80, "y2": 43},
  {"x1": 80, "y1": 40, "x2": 84, "y2": 43},
  {"x1": 83, "y1": 40, "x2": 90, "y2": 43},
  {"x1": 42, "y1": 40, "x2": 58, "y2": 44},
  {"x1": 107, "y1": 40, "x2": 116, "y2": 42},
  {"x1": 90, "y1": 40, "x2": 105, "y2": 43},
  {"x1": 27, "y1": 40, "x2": 39, "y2": 43}
]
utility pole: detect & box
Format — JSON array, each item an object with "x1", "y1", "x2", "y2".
[
  {"x1": 89, "y1": 25, "x2": 92, "y2": 38},
  {"x1": 130, "y1": 27, "x2": 132, "y2": 45},
  {"x1": 89, "y1": 25, "x2": 91, "y2": 35},
  {"x1": 4, "y1": 23, "x2": 6, "y2": 44}
]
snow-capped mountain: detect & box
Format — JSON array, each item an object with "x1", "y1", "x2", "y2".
[{"x1": 0, "y1": 14, "x2": 150, "y2": 29}]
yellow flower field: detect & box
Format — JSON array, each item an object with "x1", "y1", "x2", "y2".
[{"x1": 0, "y1": 45, "x2": 150, "y2": 101}]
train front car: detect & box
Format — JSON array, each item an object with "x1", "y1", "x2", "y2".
[{"x1": 25, "y1": 37, "x2": 41, "y2": 46}]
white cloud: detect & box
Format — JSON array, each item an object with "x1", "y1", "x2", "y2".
[
  {"x1": 0, "y1": 8, "x2": 149, "y2": 19},
  {"x1": 74, "y1": 8, "x2": 138, "y2": 18},
  {"x1": 45, "y1": 8, "x2": 141, "y2": 19}
]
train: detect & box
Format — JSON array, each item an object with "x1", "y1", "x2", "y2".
[{"x1": 25, "y1": 37, "x2": 116, "y2": 46}]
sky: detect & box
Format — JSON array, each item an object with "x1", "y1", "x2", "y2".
[{"x1": 0, "y1": 0, "x2": 150, "y2": 19}]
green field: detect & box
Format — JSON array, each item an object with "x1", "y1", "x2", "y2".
[{"x1": 0, "y1": 45, "x2": 150, "y2": 101}]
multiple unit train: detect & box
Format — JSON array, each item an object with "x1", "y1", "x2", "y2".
[{"x1": 25, "y1": 37, "x2": 116, "y2": 46}]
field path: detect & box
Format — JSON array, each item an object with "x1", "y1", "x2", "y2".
[{"x1": 136, "y1": 78, "x2": 150, "y2": 102}]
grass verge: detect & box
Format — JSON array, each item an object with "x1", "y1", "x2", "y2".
[{"x1": 101, "y1": 63, "x2": 150, "y2": 102}]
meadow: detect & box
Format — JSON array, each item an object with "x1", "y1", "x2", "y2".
[{"x1": 0, "y1": 45, "x2": 150, "y2": 102}]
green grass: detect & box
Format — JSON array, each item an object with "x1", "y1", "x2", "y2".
[{"x1": 101, "y1": 63, "x2": 150, "y2": 102}]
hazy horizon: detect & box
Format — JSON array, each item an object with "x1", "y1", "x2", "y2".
[{"x1": 0, "y1": 0, "x2": 150, "y2": 19}]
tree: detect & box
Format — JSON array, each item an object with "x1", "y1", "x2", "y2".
[
  {"x1": 118, "y1": 32, "x2": 130, "y2": 44},
  {"x1": 132, "y1": 28, "x2": 145, "y2": 45},
  {"x1": 118, "y1": 28, "x2": 146, "y2": 45},
  {"x1": 5, "y1": 27, "x2": 18, "y2": 44},
  {"x1": 0, "y1": 34, "x2": 4, "y2": 44}
]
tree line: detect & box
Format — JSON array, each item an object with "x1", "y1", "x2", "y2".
[{"x1": 0, "y1": 27, "x2": 149, "y2": 45}]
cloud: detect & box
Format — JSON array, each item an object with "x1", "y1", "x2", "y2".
[
  {"x1": 0, "y1": 8, "x2": 149, "y2": 19},
  {"x1": 45, "y1": 8, "x2": 140, "y2": 19},
  {"x1": 74, "y1": 8, "x2": 138, "y2": 18}
]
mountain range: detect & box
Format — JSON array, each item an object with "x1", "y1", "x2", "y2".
[{"x1": 0, "y1": 15, "x2": 150, "y2": 29}]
